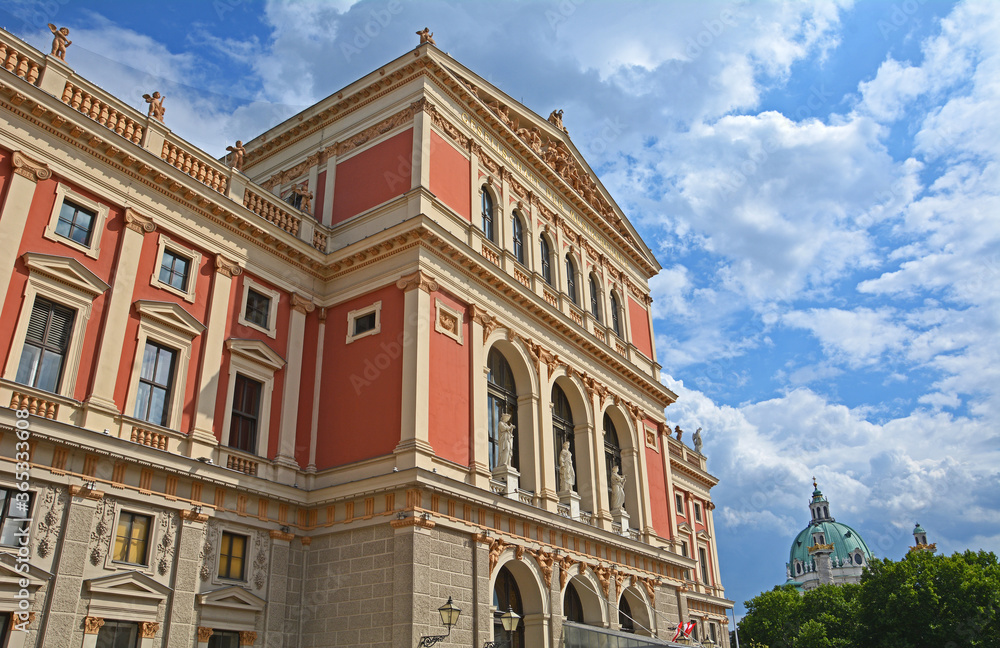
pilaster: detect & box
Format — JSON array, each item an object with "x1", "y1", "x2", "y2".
[
  {"x1": 263, "y1": 531, "x2": 293, "y2": 643},
  {"x1": 393, "y1": 270, "x2": 436, "y2": 470},
  {"x1": 306, "y1": 307, "x2": 327, "y2": 481},
  {"x1": 0, "y1": 152, "x2": 50, "y2": 317},
  {"x1": 468, "y1": 304, "x2": 491, "y2": 488},
  {"x1": 165, "y1": 508, "x2": 208, "y2": 648},
  {"x1": 274, "y1": 293, "x2": 313, "y2": 483},
  {"x1": 536, "y1": 361, "x2": 558, "y2": 511},
  {"x1": 321, "y1": 149, "x2": 336, "y2": 227}
]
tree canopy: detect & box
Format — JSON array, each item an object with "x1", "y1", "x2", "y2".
[{"x1": 736, "y1": 550, "x2": 999, "y2": 648}]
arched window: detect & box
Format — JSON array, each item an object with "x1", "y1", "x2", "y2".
[
  {"x1": 589, "y1": 275, "x2": 600, "y2": 320},
  {"x1": 539, "y1": 236, "x2": 552, "y2": 285},
  {"x1": 610, "y1": 292, "x2": 621, "y2": 337},
  {"x1": 511, "y1": 213, "x2": 524, "y2": 264},
  {"x1": 487, "y1": 349, "x2": 518, "y2": 471},
  {"x1": 482, "y1": 187, "x2": 495, "y2": 242},
  {"x1": 603, "y1": 413, "x2": 622, "y2": 506},
  {"x1": 563, "y1": 580, "x2": 584, "y2": 623},
  {"x1": 618, "y1": 594, "x2": 634, "y2": 633},
  {"x1": 494, "y1": 566, "x2": 525, "y2": 648},
  {"x1": 565, "y1": 255, "x2": 578, "y2": 305},
  {"x1": 552, "y1": 384, "x2": 575, "y2": 491}
]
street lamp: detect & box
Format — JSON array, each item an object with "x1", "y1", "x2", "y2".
[
  {"x1": 483, "y1": 606, "x2": 521, "y2": 648},
  {"x1": 418, "y1": 597, "x2": 461, "y2": 647}
]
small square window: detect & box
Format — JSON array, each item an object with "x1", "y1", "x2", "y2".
[
  {"x1": 159, "y1": 249, "x2": 190, "y2": 292},
  {"x1": 346, "y1": 301, "x2": 382, "y2": 343},
  {"x1": 55, "y1": 199, "x2": 96, "y2": 246},
  {"x1": 245, "y1": 290, "x2": 270, "y2": 329},
  {"x1": 218, "y1": 531, "x2": 247, "y2": 580},
  {"x1": 354, "y1": 312, "x2": 376, "y2": 335},
  {"x1": 0, "y1": 488, "x2": 33, "y2": 547},
  {"x1": 113, "y1": 511, "x2": 151, "y2": 565}
]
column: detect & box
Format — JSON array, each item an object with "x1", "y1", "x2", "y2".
[
  {"x1": 306, "y1": 308, "x2": 327, "y2": 480},
  {"x1": 537, "y1": 362, "x2": 557, "y2": 512},
  {"x1": 705, "y1": 502, "x2": 723, "y2": 595},
  {"x1": 630, "y1": 417, "x2": 657, "y2": 541},
  {"x1": 82, "y1": 209, "x2": 157, "y2": 431},
  {"x1": 188, "y1": 255, "x2": 242, "y2": 459},
  {"x1": 263, "y1": 530, "x2": 294, "y2": 644},
  {"x1": 660, "y1": 428, "x2": 680, "y2": 545},
  {"x1": 468, "y1": 305, "x2": 491, "y2": 489},
  {"x1": 321, "y1": 149, "x2": 336, "y2": 227},
  {"x1": 163, "y1": 508, "x2": 208, "y2": 648},
  {"x1": 0, "y1": 152, "x2": 50, "y2": 315},
  {"x1": 393, "y1": 270, "x2": 436, "y2": 470},
  {"x1": 588, "y1": 391, "x2": 612, "y2": 527},
  {"x1": 274, "y1": 294, "x2": 312, "y2": 483},
  {"x1": 411, "y1": 104, "x2": 431, "y2": 191}
]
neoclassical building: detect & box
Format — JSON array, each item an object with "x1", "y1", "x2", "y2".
[{"x1": 0, "y1": 26, "x2": 731, "y2": 648}]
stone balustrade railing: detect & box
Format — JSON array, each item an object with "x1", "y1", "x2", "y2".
[
  {"x1": 130, "y1": 426, "x2": 169, "y2": 451},
  {"x1": 226, "y1": 454, "x2": 259, "y2": 476},
  {"x1": 61, "y1": 82, "x2": 144, "y2": 144},
  {"x1": 10, "y1": 391, "x2": 59, "y2": 419},
  {"x1": 243, "y1": 188, "x2": 301, "y2": 237},
  {"x1": 161, "y1": 139, "x2": 228, "y2": 194},
  {"x1": 0, "y1": 40, "x2": 42, "y2": 86}
]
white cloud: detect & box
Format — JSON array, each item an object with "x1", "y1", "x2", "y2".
[{"x1": 781, "y1": 307, "x2": 908, "y2": 367}]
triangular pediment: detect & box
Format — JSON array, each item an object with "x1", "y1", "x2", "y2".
[
  {"x1": 85, "y1": 570, "x2": 172, "y2": 601},
  {"x1": 696, "y1": 529, "x2": 712, "y2": 541},
  {"x1": 226, "y1": 338, "x2": 285, "y2": 371},
  {"x1": 0, "y1": 553, "x2": 52, "y2": 588},
  {"x1": 677, "y1": 522, "x2": 693, "y2": 534},
  {"x1": 198, "y1": 585, "x2": 267, "y2": 612},
  {"x1": 135, "y1": 300, "x2": 206, "y2": 338},
  {"x1": 22, "y1": 252, "x2": 111, "y2": 297}
]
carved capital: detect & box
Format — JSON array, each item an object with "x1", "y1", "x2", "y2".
[
  {"x1": 124, "y1": 208, "x2": 156, "y2": 234},
  {"x1": 269, "y1": 528, "x2": 294, "y2": 541},
  {"x1": 469, "y1": 303, "x2": 500, "y2": 342},
  {"x1": 180, "y1": 508, "x2": 209, "y2": 523},
  {"x1": 239, "y1": 631, "x2": 258, "y2": 646},
  {"x1": 83, "y1": 616, "x2": 105, "y2": 634},
  {"x1": 214, "y1": 254, "x2": 243, "y2": 278},
  {"x1": 300, "y1": 536, "x2": 313, "y2": 546},
  {"x1": 139, "y1": 621, "x2": 159, "y2": 639},
  {"x1": 197, "y1": 627, "x2": 214, "y2": 642},
  {"x1": 395, "y1": 270, "x2": 438, "y2": 293},
  {"x1": 291, "y1": 293, "x2": 315, "y2": 313},
  {"x1": 12, "y1": 151, "x2": 52, "y2": 182}
]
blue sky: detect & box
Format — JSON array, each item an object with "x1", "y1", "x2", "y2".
[{"x1": 7, "y1": 0, "x2": 999, "y2": 619}]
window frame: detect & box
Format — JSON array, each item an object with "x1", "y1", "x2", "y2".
[
  {"x1": 43, "y1": 183, "x2": 110, "y2": 259},
  {"x1": 346, "y1": 301, "x2": 382, "y2": 344},
  {"x1": 589, "y1": 275, "x2": 601, "y2": 321},
  {"x1": 434, "y1": 299, "x2": 464, "y2": 345},
  {"x1": 150, "y1": 234, "x2": 201, "y2": 303},
  {"x1": 610, "y1": 291, "x2": 622, "y2": 338},
  {"x1": 132, "y1": 340, "x2": 177, "y2": 428},
  {"x1": 0, "y1": 487, "x2": 33, "y2": 548},
  {"x1": 695, "y1": 502, "x2": 703, "y2": 522},
  {"x1": 221, "y1": 339, "x2": 283, "y2": 458},
  {"x1": 112, "y1": 510, "x2": 153, "y2": 567},
  {"x1": 2, "y1": 253, "x2": 109, "y2": 400},
  {"x1": 699, "y1": 546, "x2": 710, "y2": 584},
  {"x1": 565, "y1": 255, "x2": 578, "y2": 305},
  {"x1": 481, "y1": 186, "x2": 496, "y2": 242},
  {"x1": 539, "y1": 235, "x2": 553, "y2": 285},
  {"x1": 237, "y1": 276, "x2": 280, "y2": 338},
  {"x1": 228, "y1": 373, "x2": 263, "y2": 455},
  {"x1": 14, "y1": 296, "x2": 75, "y2": 394},
  {"x1": 675, "y1": 492, "x2": 684, "y2": 515},
  {"x1": 95, "y1": 619, "x2": 140, "y2": 648},
  {"x1": 217, "y1": 530, "x2": 249, "y2": 581},
  {"x1": 511, "y1": 211, "x2": 525, "y2": 265}
]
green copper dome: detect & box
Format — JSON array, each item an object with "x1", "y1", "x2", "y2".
[{"x1": 787, "y1": 481, "x2": 874, "y2": 579}]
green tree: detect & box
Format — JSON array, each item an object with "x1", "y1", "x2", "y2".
[{"x1": 739, "y1": 585, "x2": 802, "y2": 648}]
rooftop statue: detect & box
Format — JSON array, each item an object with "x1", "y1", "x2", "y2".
[
  {"x1": 416, "y1": 28, "x2": 435, "y2": 45},
  {"x1": 226, "y1": 141, "x2": 246, "y2": 171},
  {"x1": 693, "y1": 427, "x2": 703, "y2": 454},
  {"x1": 143, "y1": 91, "x2": 166, "y2": 122},
  {"x1": 48, "y1": 24, "x2": 71, "y2": 61},
  {"x1": 548, "y1": 109, "x2": 567, "y2": 133}
]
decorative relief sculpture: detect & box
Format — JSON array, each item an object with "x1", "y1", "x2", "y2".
[
  {"x1": 516, "y1": 125, "x2": 543, "y2": 154},
  {"x1": 199, "y1": 522, "x2": 219, "y2": 581},
  {"x1": 226, "y1": 140, "x2": 245, "y2": 171},
  {"x1": 497, "y1": 413, "x2": 514, "y2": 470},
  {"x1": 559, "y1": 441, "x2": 575, "y2": 492},
  {"x1": 143, "y1": 91, "x2": 166, "y2": 122},
  {"x1": 528, "y1": 549, "x2": 555, "y2": 589},
  {"x1": 610, "y1": 465, "x2": 626, "y2": 513},
  {"x1": 693, "y1": 427, "x2": 703, "y2": 454},
  {"x1": 48, "y1": 24, "x2": 72, "y2": 60},
  {"x1": 487, "y1": 100, "x2": 515, "y2": 130},
  {"x1": 155, "y1": 512, "x2": 178, "y2": 576},
  {"x1": 488, "y1": 537, "x2": 507, "y2": 574},
  {"x1": 416, "y1": 28, "x2": 435, "y2": 45},
  {"x1": 139, "y1": 622, "x2": 160, "y2": 639},
  {"x1": 252, "y1": 530, "x2": 269, "y2": 590},
  {"x1": 558, "y1": 554, "x2": 576, "y2": 588},
  {"x1": 594, "y1": 564, "x2": 611, "y2": 598},
  {"x1": 35, "y1": 485, "x2": 67, "y2": 559},
  {"x1": 89, "y1": 497, "x2": 116, "y2": 566},
  {"x1": 83, "y1": 616, "x2": 105, "y2": 634}
]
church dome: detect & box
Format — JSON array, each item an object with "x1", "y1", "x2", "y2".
[{"x1": 786, "y1": 481, "x2": 874, "y2": 580}]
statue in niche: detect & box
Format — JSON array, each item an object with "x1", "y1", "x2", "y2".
[
  {"x1": 416, "y1": 28, "x2": 435, "y2": 45},
  {"x1": 548, "y1": 109, "x2": 567, "y2": 133},
  {"x1": 497, "y1": 412, "x2": 514, "y2": 469},
  {"x1": 226, "y1": 140, "x2": 246, "y2": 171},
  {"x1": 143, "y1": 91, "x2": 166, "y2": 122},
  {"x1": 693, "y1": 427, "x2": 703, "y2": 454},
  {"x1": 559, "y1": 440, "x2": 575, "y2": 492},
  {"x1": 610, "y1": 464, "x2": 626, "y2": 512},
  {"x1": 48, "y1": 24, "x2": 72, "y2": 60}
]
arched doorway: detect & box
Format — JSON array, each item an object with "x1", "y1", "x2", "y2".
[{"x1": 493, "y1": 565, "x2": 526, "y2": 648}]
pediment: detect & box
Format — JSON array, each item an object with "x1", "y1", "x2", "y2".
[
  {"x1": 0, "y1": 553, "x2": 52, "y2": 588},
  {"x1": 226, "y1": 338, "x2": 285, "y2": 371},
  {"x1": 22, "y1": 252, "x2": 110, "y2": 297},
  {"x1": 135, "y1": 300, "x2": 206, "y2": 338},
  {"x1": 85, "y1": 570, "x2": 172, "y2": 601},
  {"x1": 696, "y1": 529, "x2": 712, "y2": 541},
  {"x1": 677, "y1": 522, "x2": 693, "y2": 534},
  {"x1": 198, "y1": 585, "x2": 266, "y2": 612}
]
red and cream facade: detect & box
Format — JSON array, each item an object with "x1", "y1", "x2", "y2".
[{"x1": 0, "y1": 28, "x2": 731, "y2": 648}]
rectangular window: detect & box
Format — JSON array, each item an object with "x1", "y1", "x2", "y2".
[
  {"x1": 699, "y1": 547, "x2": 710, "y2": 584},
  {"x1": 208, "y1": 630, "x2": 241, "y2": 648},
  {"x1": 55, "y1": 199, "x2": 96, "y2": 246},
  {"x1": 710, "y1": 623, "x2": 717, "y2": 643},
  {"x1": 0, "y1": 612, "x2": 10, "y2": 647},
  {"x1": 244, "y1": 289, "x2": 271, "y2": 329},
  {"x1": 15, "y1": 297, "x2": 75, "y2": 394},
  {"x1": 695, "y1": 502, "x2": 703, "y2": 522},
  {"x1": 354, "y1": 311, "x2": 376, "y2": 336},
  {"x1": 0, "y1": 488, "x2": 33, "y2": 547},
  {"x1": 158, "y1": 249, "x2": 190, "y2": 292},
  {"x1": 113, "y1": 511, "x2": 151, "y2": 565},
  {"x1": 681, "y1": 541, "x2": 689, "y2": 558},
  {"x1": 96, "y1": 620, "x2": 139, "y2": 648},
  {"x1": 134, "y1": 341, "x2": 176, "y2": 426},
  {"x1": 229, "y1": 374, "x2": 262, "y2": 454},
  {"x1": 218, "y1": 531, "x2": 247, "y2": 580},
  {"x1": 675, "y1": 493, "x2": 684, "y2": 515}
]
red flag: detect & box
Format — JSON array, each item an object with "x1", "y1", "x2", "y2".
[{"x1": 672, "y1": 621, "x2": 696, "y2": 641}]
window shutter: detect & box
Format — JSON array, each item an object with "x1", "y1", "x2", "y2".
[
  {"x1": 25, "y1": 301, "x2": 49, "y2": 344},
  {"x1": 46, "y1": 304, "x2": 75, "y2": 350}
]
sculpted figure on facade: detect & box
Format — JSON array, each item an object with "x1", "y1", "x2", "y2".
[
  {"x1": 417, "y1": 28, "x2": 435, "y2": 45},
  {"x1": 48, "y1": 24, "x2": 71, "y2": 60},
  {"x1": 559, "y1": 440, "x2": 575, "y2": 492},
  {"x1": 497, "y1": 412, "x2": 514, "y2": 469},
  {"x1": 517, "y1": 125, "x2": 543, "y2": 154},
  {"x1": 143, "y1": 91, "x2": 166, "y2": 122},
  {"x1": 488, "y1": 100, "x2": 514, "y2": 129},
  {"x1": 610, "y1": 464, "x2": 626, "y2": 512},
  {"x1": 693, "y1": 427, "x2": 703, "y2": 454},
  {"x1": 674, "y1": 425, "x2": 683, "y2": 442},
  {"x1": 548, "y1": 108, "x2": 567, "y2": 132},
  {"x1": 226, "y1": 140, "x2": 246, "y2": 171}
]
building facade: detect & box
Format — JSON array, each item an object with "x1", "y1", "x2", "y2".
[{"x1": 0, "y1": 27, "x2": 731, "y2": 648}]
